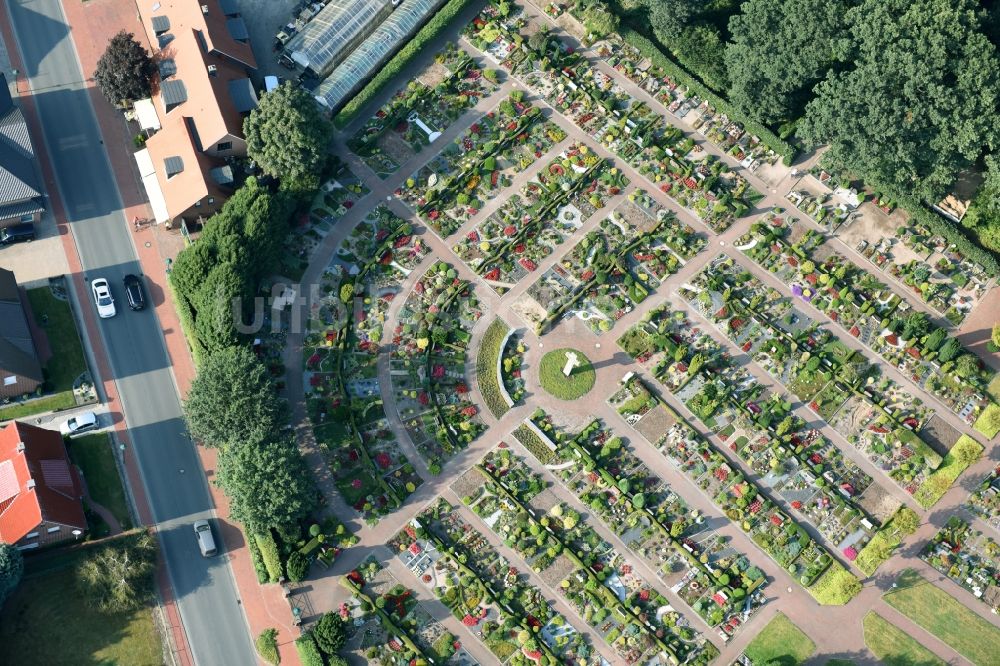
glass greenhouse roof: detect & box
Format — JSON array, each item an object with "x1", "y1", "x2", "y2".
[
  {"x1": 287, "y1": 0, "x2": 391, "y2": 75},
  {"x1": 316, "y1": 0, "x2": 443, "y2": 110}
]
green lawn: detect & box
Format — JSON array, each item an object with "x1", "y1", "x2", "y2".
[
  {"x1": 539, "y1": 348, "x2": 595, "y2": 400},
  {"x1": 885, "y1": 569, "x2": 1000, "y2": 664},
  {"x1": 26, "y1": 286, "x2": 87, "y2": 392},
  {"x1": 67, "y1": 433, "x2": 131, "y2": 529},
  {"x1": 0, "y1": 391, "x2": 76, "y2": 421},
  {"x1": 0, "y1": 287, "x2": 89, "y2": 421},
  {"x1": 973, "y1": 402, "x2": 1000, "y2": 438},
  {"x1": 863, "y1": 612, "x2": 944, "y2": 666},
  {"x1": 744, "y1": 612, "x2": 815, "y2": 665},
  {"x1": 0, "y1": 545, "x2": 162, "y2": 665},
  {"x1": 913, "y1": 435, "x2": 983, "y2": 508}
]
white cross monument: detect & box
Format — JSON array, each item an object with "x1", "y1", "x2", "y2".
[{"x1": 562, "y1": 350, "x2": 581, "y2": 377}]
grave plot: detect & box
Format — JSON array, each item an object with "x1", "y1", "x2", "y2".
[
  {"x1": 516, "y1": 190, "x2": 703, "y2": 335},
  {"x1": 450, "y1": 142, "x2": 614, "y2": 293},
  {"x1": 970, "y1": 466, "x2": 1000, "y2": 532},
  {"x1": 344, "y1": 558, "x2": 465, "y2": 665},
  {"x1": 864, "y1": 221, "x2": 992, "y2": 326},
  {"x1": 304, "y1": 213, "x2": 425, "y2": 521},
  {"x1": 595, "y1": 36, "x2": 781, "y2": 171},
  {"x1": 922, "y1": 517, "x2": 1000, "y2": 609},
  {"x1": 282, "y1": 162, "x2": 371, "y2": 280},
  {"x1": 390, "y1": 262, "x2": 486, "y2": 466},
  {"x1": 348, "y1": 45, "x2": 500, "y2": 177},
  {"x1": 392, "y1": 499, "x2": 601, "y2": 665},
  {"x1": 399, "y1": 92, "x2": 568, "y2": 237},
  {"x1": 548, "y1": 408, "x2": 770, "y2": 641},
  {"x1": 467, "y1": 443, "x2": 718, "y2": 664},
  {"x1": 616, "y1": 307, "x2": 724, "y2": 392}
]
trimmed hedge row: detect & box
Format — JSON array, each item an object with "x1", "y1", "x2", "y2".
[
  {"x1": 893, "y1": 192, "x2": 1000, "y2": 276},
  {"x1": 618, "y1": 27, "x2": 797, "y2": 165},
  {"x1": 256, "y1": 531, "x2": 284, "y2": 583},
  {"x1": 475, "y1": 318, "x2": 511, "y2": 419},
  {"x1": 245, "y1": 528, "x2": 268, "y2": 584},
  {"x1": 334, "y1": 0, "x2": 478, "y2": 128},
  {"x1": 295, "y1": 634, "x2": 325, "y2": 666}
]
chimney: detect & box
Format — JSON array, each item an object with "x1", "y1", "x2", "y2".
[
  {"x1": 202, "y1": 4, "x2": 209, "y2": 13},
  {"x1": 15, "y1": 441, "x2": 24, "y2": 453},
  {"x1": 208, "y1": 64, "x2": 217, "y2": 76},
  {"x1": 25, "y1": 479, "x2": 35, "y2": 490}
]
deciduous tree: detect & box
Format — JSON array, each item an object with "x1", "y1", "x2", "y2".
[
  {"x1": 184, "y1": 346, "x2": 288, "y2": 448},
  {"x1": 725, "y1": 0, "x2": 852, "y2": 125},
  {"x1": 216, "y1": 436, "x2": 317, "y2": 533},
  {"x1": 94, "y1": 31, "x2": 156, "y2": 104},
  {"x1": 76, "y1": 532, "x2": 156, "y2": 613}
]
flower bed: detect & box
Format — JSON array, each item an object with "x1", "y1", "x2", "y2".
[{"x1": 390, "y1": 261, "x2": 485, "y2": 465}]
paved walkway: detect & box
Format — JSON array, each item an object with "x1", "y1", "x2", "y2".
[{"x1": 278, "y1": 4, "x2": 1000, "y2": 664}]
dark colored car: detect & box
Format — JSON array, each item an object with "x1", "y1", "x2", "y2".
[
  {"x1": 0, "y1": 222, "x2": 35, "y2": 245},
  {"x1": 123, "y1": 274, "x2": 146, "y2": 311}
]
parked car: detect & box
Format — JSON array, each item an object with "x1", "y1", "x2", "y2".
[
  {"x1": 0, "y1": 222, "x2": 35, "y2": 245},
  {"x1": 91, "y1": 278, "x2": 116, "y2": 318},
  {"x1": 123, "y1": 274, "x2": 146, "y2": 311},
  {"x1": 60, "y1": 411, "x2": 98, "y2": 436},
  {"x1": 193, "y1": 520, "x2": 217, "y2": 557}
]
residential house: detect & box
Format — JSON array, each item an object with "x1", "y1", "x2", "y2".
[
  {"x1": 133, "y1": 0, "x2": 258, "y2": 227},
  {"x1": 0, "y1": 268, "x2": 42, "y2": 400},
  {"x1": 0, "y1": 420, "x2": 86, "y2": 549},
  {"x1": 0, "y1": 74, "x2": 44, "y2": 229}
]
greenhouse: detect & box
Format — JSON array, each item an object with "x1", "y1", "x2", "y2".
[
  {"x1": 315, "y1": 0, "x2": 445, "y2": 111},
  {"x1": 287, "y1": 0, "x2": 394, "y2": 78}
]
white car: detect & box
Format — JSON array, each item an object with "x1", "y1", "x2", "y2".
[
  {"x1": 60, "y1": 411, "x2": 98, "y2": 436},
  {"x1": 91, "y1": 278, "x2": 116, "y2": 318},
  {"x1": 193, "y1": 520, "x2": 217, "y2": 557}
]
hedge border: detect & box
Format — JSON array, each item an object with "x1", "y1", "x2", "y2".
[
  {"x1": 894, "y1": 192, "x2": 1000, "y2": 276},
  {"x1": 475, "y1": 318, "x2": 513, "y2": 419},
  {"x1": 333, "y1": 0, "x2": 478, "y2": 128},
  {"x1": 617, "y1": 27, "x2": 797, "y2": 165}
]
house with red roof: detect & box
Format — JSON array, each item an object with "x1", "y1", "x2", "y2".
[{"x1": 0, "y1": 421, "x2": 86, "y2": 549}]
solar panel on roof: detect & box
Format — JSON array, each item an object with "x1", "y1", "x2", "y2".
[
  {"x1": 164, "y1": 156, "x2": 184, "y2": 177},
  {"x1": 158, "y1": 58, "x2": 177, "y2": 80},
  {"x1": 39, "y1": 459, "x2": 74, "y2": 495},
  {"x1": 226, "y1": 17, "x2": 249, "y2": 42},
  {"x1": 161, "y1": 79, "x2": 187, "y2": 108},
  {"x1": 151, "y1": 15, "x2": 170, "y2": 34}
]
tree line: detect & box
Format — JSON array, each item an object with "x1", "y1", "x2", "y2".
[{"x1": 595, "y1": 0, "x2": 1000, "y2": 272}]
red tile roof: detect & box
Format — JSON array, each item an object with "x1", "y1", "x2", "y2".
[{"x1": 0, "y1": 421, "x2": 85, "y2": 543}]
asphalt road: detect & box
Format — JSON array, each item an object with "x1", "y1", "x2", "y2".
[{"x1": 6, "y1": 1, "x2": 256, "y2": 663}]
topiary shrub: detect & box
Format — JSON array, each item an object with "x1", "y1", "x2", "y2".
[
  {"x1": 256, "y1": 531, "x2": 284, "y2": 583},
  {"x1": 286, "y1": 551, "x2": 310, "y2": 582},
  {"x1": 295, "y1": 633, "x2": 325, "y2": 666}
]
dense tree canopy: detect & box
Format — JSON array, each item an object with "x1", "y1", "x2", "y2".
[
  {"x1": 76, "y1": 533, "x2": 157, "y2": 614},
  {"x1": 0, "y1": 543, "x2": 23, "y2": 607},
  {"x1": 962, "y1": 155, "x2": 1000, "y2": 253},
  {"x1": 94, "y1": 31, "x2": 156, "y2": 105},
  {"x1": 799, "y1": 0, "x2": 1000, "y2": 200},
  {"x1": 184, "y1": 346, "x2": 288, "y2": 448},
  {"x1": 646, "y1": 0, "x2": 730, "y2": 91},
  {"x1": 726, "y1": 0, "x2": 853, "y2": 126},
  {"x1": 244, "y1": 82, "x2": 333, "y2": 191},
  {"x1": 169, "y1": 177, "x2": 297, "y2": 356},
  {"x1": 216, "y1": 436, "x2": 317, "y2": 533}
]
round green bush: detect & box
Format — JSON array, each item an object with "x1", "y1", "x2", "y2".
[{"x1": 538, "y1": 348, "x2": 595, "y2": 400}]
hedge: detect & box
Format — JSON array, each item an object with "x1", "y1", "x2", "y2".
[
  {"x1": 854, "y1": 507, "x2": 919, "y2": 576},
  {"x1": 256, "y1": 531, "x2": 284, "y2": 583},
  {"x1": 973, "y1": 402, "x2": 1000, "y2": 438},
  {"x1": 475, "y1": 318, "x2": 511, "y2": 419},
  {"x1": 255, "y1": 628, "x2": 280, "y2": 665},
  {"x1": 512, "y1": 423, "x2": 557, "y2": 465},
  {"x1": 245, "y1": 528, "x2": 269, "y2": 584},
  {"x1": 334, "y1": 0, "x2": 478, "y2": 127},
  {"x1": 913, "y1": 435, "x2": 983, "y2": 508},
  {"x1": 295, "y1": 634, "x2": 325, "y2": 666},
  {"x1": 618, "y1": 27, "x2": 797, "y2": 165},
  {"x1": 808, "y1": 561, "x2": 861, "y2": 605}
]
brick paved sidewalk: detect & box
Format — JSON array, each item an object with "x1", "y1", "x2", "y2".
[{"x1": 0, "y1": 0, "x2": 302, "y2": 663}]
